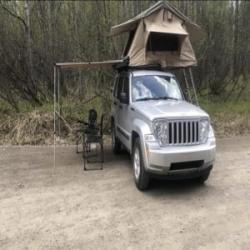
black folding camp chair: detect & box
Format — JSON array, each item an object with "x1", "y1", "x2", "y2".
[{"x1": 76, "y1": 109, "x2": 104, "y2": 170}]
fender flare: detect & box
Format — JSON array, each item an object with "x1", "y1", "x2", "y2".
[{"x1": 131, "y1": 119, "x2": 152, "y2": 168}]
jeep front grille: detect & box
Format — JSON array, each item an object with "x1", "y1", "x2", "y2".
[{"x1": 168, "y1": 120, "x2": 200, "y2": 145}]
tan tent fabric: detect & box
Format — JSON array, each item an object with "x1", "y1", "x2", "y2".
[
  {"x1": 111, "y1": 1, "x2": 201, "y2": 68},
  {"x1": 110, "y1": 1, "x2": 203, "y2": 41}
]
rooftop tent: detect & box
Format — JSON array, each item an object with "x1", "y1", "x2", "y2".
[{"x1": 110, "y1": 1, "x2": 202, "y2": 68}]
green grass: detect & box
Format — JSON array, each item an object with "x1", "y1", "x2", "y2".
[
  {"x1": 200, "y1": 98, "x2": 250, "y2": 117},
  {"x1": 0, "y1": 95, "x2": 108, "y2": 119},
  {"x1": 199, "y1": 97, "x2": 250, "y2": 137},
  {"x1": 0, "y1": 86, "x2": 250, "y2": 144}
]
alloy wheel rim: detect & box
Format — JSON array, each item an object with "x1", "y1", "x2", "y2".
[{"x1": 134, "y1": 148, "x2": 140, "y2": 180}]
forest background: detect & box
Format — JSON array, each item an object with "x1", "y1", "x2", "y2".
[{"x1": 0, "y1": 0, "x2": 249, "y2": 144}]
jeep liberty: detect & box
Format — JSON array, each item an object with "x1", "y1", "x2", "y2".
[{"x1": 111, "y1": 70, "x2": 216, "y2": 190}]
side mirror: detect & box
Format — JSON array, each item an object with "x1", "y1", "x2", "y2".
[{"x1": 120, "y1": 92, "x2": 128, "y2": 104}]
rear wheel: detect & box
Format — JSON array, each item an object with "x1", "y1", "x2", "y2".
[
  {"x1": 111, "y1": 122, "x2": 121, "y2": 154},
  {"x1": 133, "y1": 138, "x2": 150, "y2": 191}
]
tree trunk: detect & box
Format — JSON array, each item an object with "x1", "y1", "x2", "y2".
[{"x1": 24, "y1": 0, "x2": 35, "y2": 94}]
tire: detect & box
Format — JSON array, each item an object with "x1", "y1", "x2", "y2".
[
  {"x1": 111, "y1": 121, "x2": 121, "y2": 154},
  {"x1": 196, "y1": 170, "x2": 211, "y2": 184},
  {"x1": 132, "y1": 137, "x2": 150, "y2": 191}
]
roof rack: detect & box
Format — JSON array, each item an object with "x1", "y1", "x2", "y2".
[
  {"x1": 113, "y1": 57, "x2": 164, "y2": 72},
  {"x1": 128, "y1": 64, "x2": 163, "y2": 71},
  {"x1": 112, "y1": 57, "x2": 129, "y2": 71}
]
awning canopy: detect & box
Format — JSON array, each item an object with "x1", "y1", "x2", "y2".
[{"x1": 55, "y1": 59, "x2": 124, "y2": 69}]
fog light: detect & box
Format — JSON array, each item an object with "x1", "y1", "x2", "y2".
[{"x1": 144, "y1": 134, "x2": 156, "y2": 142}]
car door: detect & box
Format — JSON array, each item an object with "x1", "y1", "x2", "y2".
[
  {"x1": 117, "y1": 74, "x2": 131, "y2": 149},
  {"x1": 114, "y1": 75, "x2": 124, "y2": 142},
  {"x1": 112, "y1": 75, "x2": 119, "y2": 131}
]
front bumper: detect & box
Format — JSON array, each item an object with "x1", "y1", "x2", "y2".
[{"x1": 143, "y1": 137, "x2": 216, "y2": 177}]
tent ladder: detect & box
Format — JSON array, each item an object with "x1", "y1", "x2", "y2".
[
  {"x1": 189, "y1": 68, "x2": 199, "y2": 106},
  {"x1": 182, "y1": 68, "x2": 192, "y2": 103}
]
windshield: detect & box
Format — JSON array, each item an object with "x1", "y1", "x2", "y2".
[{"x1": 132, "y1": 75, "x2": 183, "y2": 102}]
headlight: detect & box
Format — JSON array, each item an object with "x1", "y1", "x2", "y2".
[
  {"x1": 208, "y1": 125, "x2": 215, "y2": 138},
  {"x1": 200, "y1": 119, "x2": 210, "y2": 143},
  {"x1": 152, "y1": 119, "x2": 168, "y2": 146}
]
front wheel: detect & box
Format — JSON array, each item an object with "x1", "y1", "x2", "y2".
[{"x1": 133, "y1": 138, "x2": 150, "y2": 191}]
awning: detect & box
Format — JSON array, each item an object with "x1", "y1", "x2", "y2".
[{"x1": 55, "y1": 59, "x2": 124, "y2": 69}]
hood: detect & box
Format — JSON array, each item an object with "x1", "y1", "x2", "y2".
[{"x1": 132, "y1": 100, "x2": 209, "y2": 121}]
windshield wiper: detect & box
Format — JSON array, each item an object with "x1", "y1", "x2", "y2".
[
  {"x1": 155, "y1": 96, "x2": 179, "y2": 101},
  {"x1": 135, "y1": 97, "x2": 158, "y2": 102},
  {"x1": 136, "y1": 96, "x2": 179, "y2": 102}
]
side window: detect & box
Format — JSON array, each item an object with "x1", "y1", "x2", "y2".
[
  {"x1": 113, "y1": 77, "x2": 118, "y2": 97},
  {"x1": 123, "y1": 76, "x2": 129, "y2": 101}
]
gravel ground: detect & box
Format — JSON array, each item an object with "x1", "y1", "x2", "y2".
[{"x1": 0, "y1": 136, "x2": 250, "y2": 250}]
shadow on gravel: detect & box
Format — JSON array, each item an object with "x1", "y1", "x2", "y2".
[
  {"x1": 74, "y1": 145, "x2": 212, "y2": 196},
  {"x1": 102, "y1": 146, "x2": 131, "y2": 163},
  {"x1": 103, "y1": 146, "x2": 211, "y2": 195},
  {"x1": 146, "y1": 178, "x2": 211, "y2": 197}
]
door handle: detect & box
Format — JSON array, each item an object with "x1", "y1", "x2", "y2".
[{"x1": 119, "y1": 105, "x2": 123, "y2": 109}]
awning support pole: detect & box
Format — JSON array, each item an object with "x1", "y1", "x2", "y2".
[
  {"x1": 53, "y1": 65, "x2": 57, "y2": 169},
  {"x1": 57, "y1": 67, "x2": 61, "y2": 136}
]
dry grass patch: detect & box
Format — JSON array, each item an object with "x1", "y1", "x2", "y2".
[{"x1": 0, "y1": 110, "x2": 54, "y2": 145}]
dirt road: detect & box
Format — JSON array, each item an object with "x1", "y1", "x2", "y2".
[{"x1": 1, "y1": 136, "x2": 250, "y2": 250}]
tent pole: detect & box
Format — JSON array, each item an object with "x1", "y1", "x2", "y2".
[
  {"x1": 189, "y1": 67, "x2": 199, "y2": 106},
  {"x1": 182, "y1": 68, "x2": 192, "y2": 103}
]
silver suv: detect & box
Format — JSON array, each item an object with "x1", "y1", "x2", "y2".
[{"x1": 111, "y1": 70, "x2": 216, "y2": 190}]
